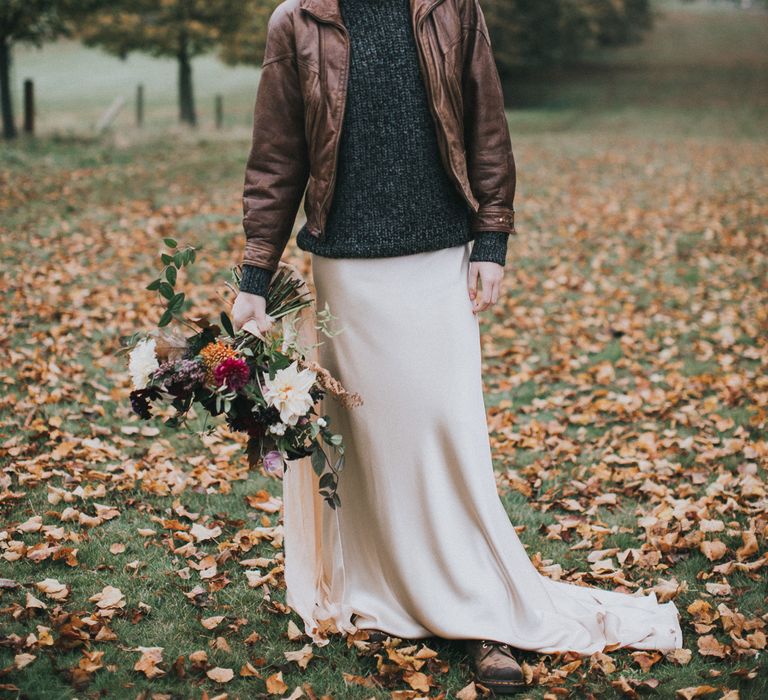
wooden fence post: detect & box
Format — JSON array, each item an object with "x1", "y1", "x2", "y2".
[
  {"x1": 136, "y1": 84, "x2": 144, "y2": 128},
  {"x1": 23, "y1": 79, "x2": 34, "y2": 135},
  {"x1": 215, "y1": 94, "x2": 223, "y2": 130}
]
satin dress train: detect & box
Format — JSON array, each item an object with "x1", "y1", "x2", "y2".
[{"x1": 281, "y1": 241, "x2": 683, "y2": 654}]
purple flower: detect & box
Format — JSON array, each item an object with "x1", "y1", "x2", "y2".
[
  {"x1": 263, "y1": 450, "x2": 285, "y2": 478},
  {"x1": 214, "y1": 357, "x2": 250, "y2": 391},
  {"x1": 151, "y1": 358, "x2": 205, "y2": 396}
]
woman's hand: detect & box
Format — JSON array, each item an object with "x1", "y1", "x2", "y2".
[
  {"x1": 232, "y1": 291, "x2": 273, "y2": 335},
  {"x1": 468, "y1": 261, "x2": 504, "y2": 313}
]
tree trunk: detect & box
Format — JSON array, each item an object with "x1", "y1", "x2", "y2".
[
  {"x1": 0, "y1": 36, "x2": 17, "y2": 140},
  {"x1": 178, "y1": 39, "x2": 196, "y2": 126}
]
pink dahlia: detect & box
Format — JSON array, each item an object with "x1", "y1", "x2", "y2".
[{"x1": 214, "y1": 357, "x2": 250, "y2": 391}]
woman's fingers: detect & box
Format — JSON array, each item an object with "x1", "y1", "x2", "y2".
[
  {"x1": 490, "y1": 279, "x2": 500, "y2": 305},
  {"x1": 471, "y1": 263, "x2": 504, "y2": 313},
  {"x1": 467, "y1": 263, "x2": 479, "y2": 301}
]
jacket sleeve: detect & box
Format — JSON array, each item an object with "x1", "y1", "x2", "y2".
[
  {"x1": 242, "y1": 7, "x2": 310, "y2": 271},
  {"x1": 461, "y1": 0, "x2": 516, "y2": 236}
]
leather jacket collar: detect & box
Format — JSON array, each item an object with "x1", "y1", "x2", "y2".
[{"x1": 300, "y1": 0, "x2": 445, "y2": 26}]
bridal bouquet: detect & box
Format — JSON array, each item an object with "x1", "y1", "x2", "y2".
[{"x1": 121, "y1": 238, "x2": 362, "y2": 509}]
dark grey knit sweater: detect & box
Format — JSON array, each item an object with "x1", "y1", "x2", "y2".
[{"x1": 240, "y1": 0, "x2": 508, "y2": 297}]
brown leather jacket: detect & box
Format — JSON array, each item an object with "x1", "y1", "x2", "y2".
[{"x1": 242, "y1": 0, "x2": 516, "y2": 270}]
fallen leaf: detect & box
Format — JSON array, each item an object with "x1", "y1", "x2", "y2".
[{"x1": 206, "y1": 667, "x2": 234, "y2": 683}]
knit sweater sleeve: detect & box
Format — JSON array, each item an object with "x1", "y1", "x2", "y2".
[
  {"x1": 469, "y1": 231, "x2": 508, "y2": 266},
  {"x1": 239, "y1": 264, "x2": 273, "y2": 298}
]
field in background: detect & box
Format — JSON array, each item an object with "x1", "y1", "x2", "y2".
[
  {"x1": 8, "y1": 0, "x2": 768, "y2": 138},
  {"x1": 1, "y1": 1, "x2": 767, "y2": 698}
]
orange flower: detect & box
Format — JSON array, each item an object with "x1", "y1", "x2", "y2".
[{"x1": 199, "y1": 341, "x2": 237, "y2": 386}]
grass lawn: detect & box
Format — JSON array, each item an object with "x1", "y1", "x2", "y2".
[{"x1": 1, "y1": 1, "x2": 767, "y2": 698}]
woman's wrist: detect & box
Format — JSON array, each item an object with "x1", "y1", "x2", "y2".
[
  {"x1": 239, "y1": 264, "x2": 273, "y2": 298},
  {"x1": 469, "y1": 231, "x2": 508, "y2": 267}
]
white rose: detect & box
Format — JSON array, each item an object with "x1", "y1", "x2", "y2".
[
  {"x1": 317, "y1": 417, "x2": 327, "y2": 428},
  {"x1": 128, "y1": 338, "x2": 159, "y2": 390}
]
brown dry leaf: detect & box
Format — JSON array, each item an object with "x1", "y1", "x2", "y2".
[
  {"x1": 78, "y1": 650, "x2": 105, "y2": 673},
  {"x1": 287, "y1": 619, "x2": 304, "y2": 640},
  {"x1": 190, "y1": 522, "x2": 222, "y2": 542},
  {"x1": 35, "y1": 578, "x2": 69, "y2": 600},
  {"x1": 589, "y1": 651, "x2": 617, "y2": 675},
  {"x1": 189, "y1": 650, "x2": 208, "y2": 666},
  {"x1": 665, "y1": 648, "x2": 693, "y2": 665},
  {"x1": 240, "y1": 661, "x2": 261, "y2": 677},
  {"x1": 246, "y1": 489, "x2": 283, "y2": 513},
  {"x1": 25, "y1": 591, "x2": 47, "y2": 610},
  {"x1": 17, "y1": 515, "x2": 43, "y2": 533},
  {"x1": 342, "y1": 672, "x2": 377, "y2": 687},
  {"x1": 206, "y1": 667, "x2": 234, "y2": 683},
  {"x1": 675, "y1": 686, "x2": 719, "y2": 700},
  {"x1": 88, "y1": 585, "x2": 125, "y2": 609},
  {"x1": 284, "y1": 643, "x2": 314, "y2": 669},
  {"x1": 746, "y1": 630, "x2": 766, "y2": 650},
  {"x1": 200, "y1": 615, "x2": 225, "y2": 630},
  {"x1": 456, "y1": 681, "x2": 479, "y2": 700},
  {"x1": 134, "y1": 646, "x2": 165, "y2": 678},
  {"x1": 14, "y1": 653, "x2": 36, "y2": 669},
  {"x1": 403, "y1": 670, "x2": 431, "y2": 692},
  {"x1": 700, "y1": 540, "x2": 727, "y2": 562},
  {"x1": 697, "y1": 635, "x2": 728, "y2": 658},
  {"x1": 266, "y1": 671, "x2": 289, "y2": 695},
  {"x1": 631, "y1": 651, "x2": 661, "y2": 672},
  {"x1": 651, "y1": 577, "x2": 687, "y2": 603},
  {"x1": 736, "y1": 531, "x2": 757, "y2": 560}
]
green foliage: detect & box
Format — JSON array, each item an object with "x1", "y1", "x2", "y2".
[
  {"x1": 483, "y1": 0, "x2": 654, "y2": 76},
  {"x1": 215, "y1": 0, "x2": 652, "y2": 86},
  {"x1": 76, "y1": 0, "x2": 248, "y2": 124},
  {"x1": 218, "y1": 0, "x2": 281, "y2": 67},
  {"x1": 146, "y1": 240, "x2": 195, "y2": 327},
  {"x1": 77, "y1": 0, "x2": 245, "y2": 61},
  {"x1": 0, "y1": 0, "x2": 106, "y2": 44}
]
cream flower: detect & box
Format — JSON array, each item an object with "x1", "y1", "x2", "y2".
[
  {"x1": 128, "y1": 338, "x2": 159, "y2": 390},
  {"x1": 261, "y1": 361, "x2": 317, "y2": 426}
]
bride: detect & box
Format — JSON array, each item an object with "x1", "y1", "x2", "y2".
[{"x1": 231, "y1": 0, "x2": 682, "y2": 692}]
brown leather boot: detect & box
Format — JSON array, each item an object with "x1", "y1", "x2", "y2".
[
  {"x1": 360, "y1": 628, "x2": 391, "y2": 643},
  {"x1": 464, "y1": 639, "x2": 525, "y2": 694}
]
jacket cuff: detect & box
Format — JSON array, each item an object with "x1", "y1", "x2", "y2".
[
  {"x1": 469, "y1": 231, "x2": 508, "y2": 266},
  {"x1": 239, "y1": 264, "x2": 273, "y2": 298},
  {"x1": 471, "y1": 207, "x2": 515, "y2": 236}
]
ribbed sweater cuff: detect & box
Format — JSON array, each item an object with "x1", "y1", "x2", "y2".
[
  {"x1": 469, "y1": 231, "x2": 508, "y2": 266},
  {"x1": 239, "y1": 264, "x2": 273, "y2": 297}
]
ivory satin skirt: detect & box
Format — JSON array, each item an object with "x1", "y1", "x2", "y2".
[{"x1": 282, "y1": 241, "x2": 683, "y2": 654}]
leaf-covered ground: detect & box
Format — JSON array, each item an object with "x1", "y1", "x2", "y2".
[{"x1": 1, "y1": 3, "x2": 767, "y2": 699}]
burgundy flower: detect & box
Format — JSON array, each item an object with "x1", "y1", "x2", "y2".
[{"x1": 214, "y1": 357, "x2": 250, "y2": 391}]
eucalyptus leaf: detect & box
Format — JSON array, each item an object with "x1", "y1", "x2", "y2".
[
  {"x1": 311, "y1": 448, "x2": 326, "y2": 477},
  {"x1": 158, "y1": 282, "x2": 174, "y2": 300},
  {"x1": 158, "y1": 309, "x2": 174, "y2": 327},
  {"x1": 170, "y1": 292, "x2": 185, "y2": 311},
  {"x1": 319, "y1": 473, "x2": 336, "y2": 490}
]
